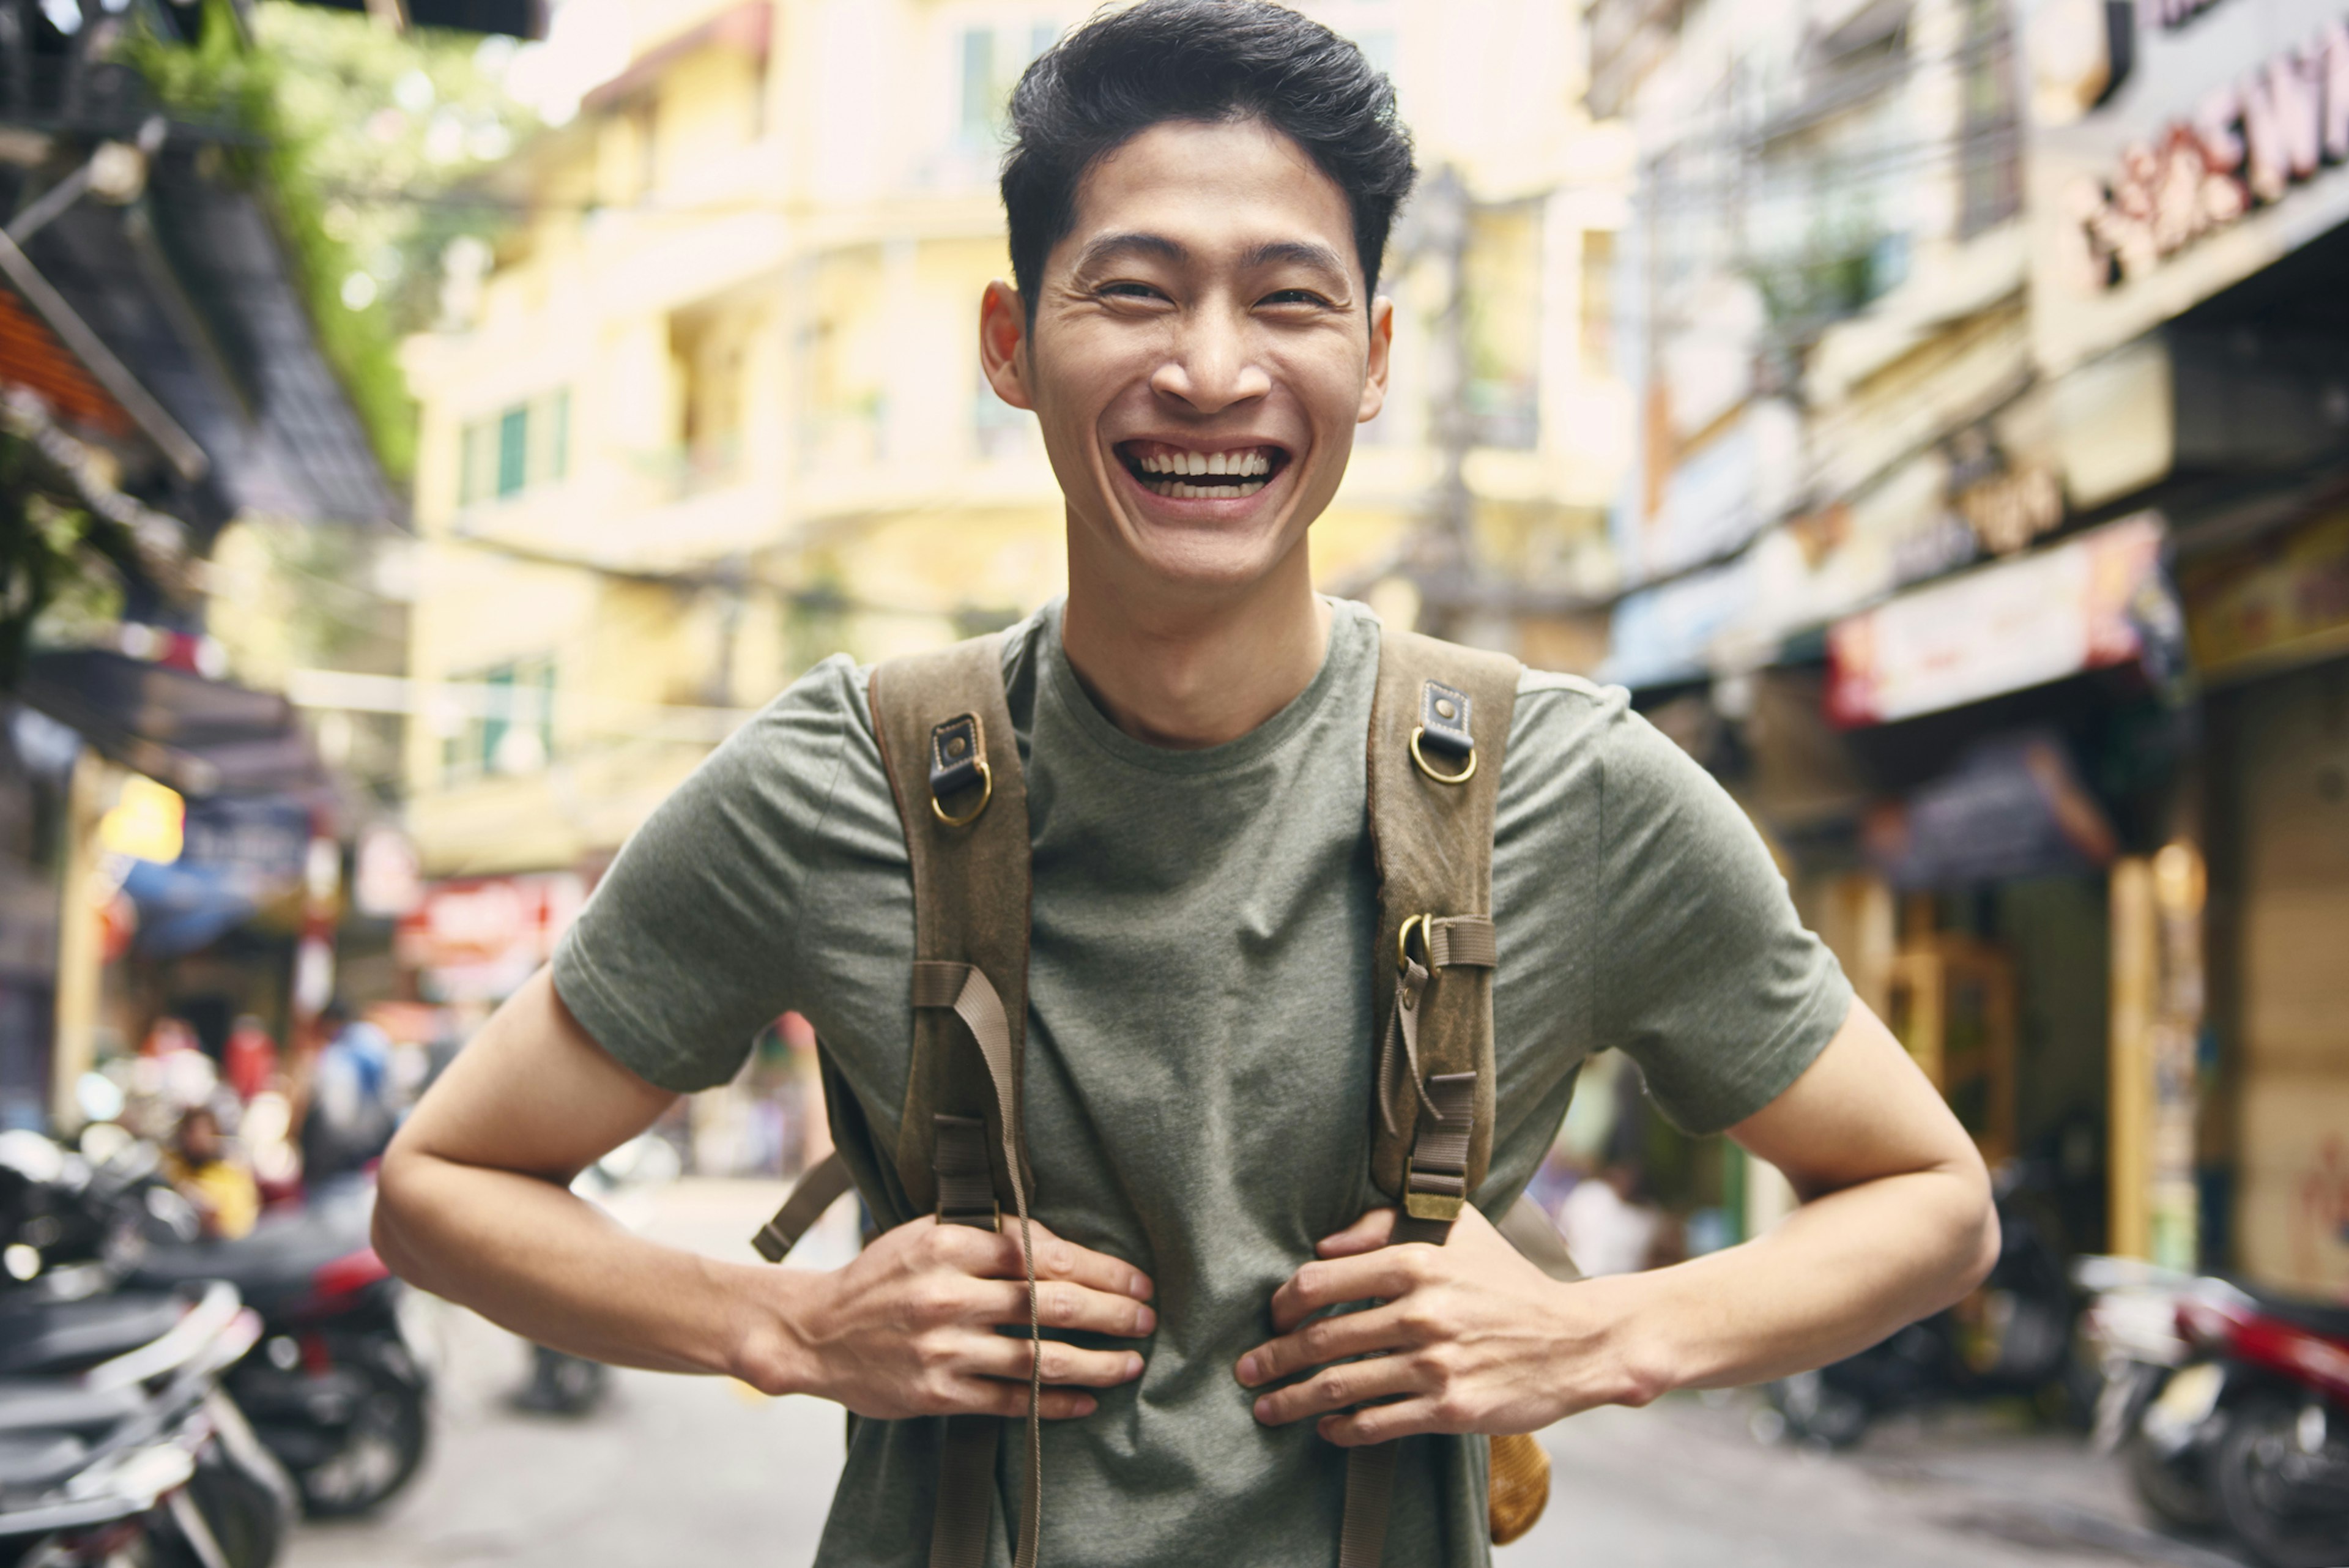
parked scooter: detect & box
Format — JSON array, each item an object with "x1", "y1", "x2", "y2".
[
  {"x1": 2, "y1": 1130, "x2": 428, "y2": 1520},
  {"x1": 1765, "y1": 1160, "x2": 2095, "y2": 1447},
  {"x1": 2079, "y1": 1255, "x2": 2349, "y2": 1567},
  {"x1": 126, "y1": 1180, "x2": 428, "y2": 1518},
  {"x1": 0, "y1": 1275, "x2": 295, "y2": 1568}
]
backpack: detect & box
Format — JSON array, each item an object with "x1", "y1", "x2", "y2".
[{"x1": 751, "y1": 627, "x2": 1579, "y2": 1567}]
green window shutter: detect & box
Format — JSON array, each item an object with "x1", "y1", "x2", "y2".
[{"x1": 497, "y1": 406, "x2": 529, "y2": 497}]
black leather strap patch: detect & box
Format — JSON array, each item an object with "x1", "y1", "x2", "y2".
[
  {"x1": 1419, "y1": 681, "x2": 1473, "y2": 758},
  {"x1": 929, "y1": 713, "x2": 984, "y2": 801}
]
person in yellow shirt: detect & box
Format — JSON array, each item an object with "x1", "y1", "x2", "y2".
[{"x1": 164, "y1": 1103, "x2": 259, "y2": 1241}]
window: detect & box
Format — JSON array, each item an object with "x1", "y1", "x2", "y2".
[
  {"x1": 957, "y1": 20, "x2": 1059, "y2": 146},
  {"x1": 459, "y1": 389, "x2": 571, "y2": 507},
  {"x1": 1464, "y1": 203, "x2": 1543, "y2": 450},
  {"x1": 959, "y1": 28, "x2": 996, "y2": 142},
  {"x1": 440, "y1": 656, "x2": 555, "y2": 784}
]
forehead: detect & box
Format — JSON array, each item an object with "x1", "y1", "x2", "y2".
[{"x1": 1056, "y1": 117, "x2": 1360, "y2": 282}]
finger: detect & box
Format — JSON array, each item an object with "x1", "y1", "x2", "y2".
[
  {"x1": 970, "y1": 1277, "x2": 1156, "y2": 1337},
  {"x1": 1236, "y1": 1303, "x2": 1406, "y2": 1388},
  {"x1": 1316, "y1": 1397, "x2": 1449, "y2": 1447},
  {"x1": 962, "y1": 1334, "x2": 1146, "y2": 1389},
  {"x1": 1269, "y1": 1251, "x2": 1423, "y2": 1332},
  {"x1": 944, "y1": 1377, "x2": 1101, "y2": 1421},
  {"x1": 943, "y1": 1221, "x2": 1154, "y2": 1301},
  {"x1": 1250, "y1": 1353, "x2": 1425, "y2": 1427},
  {"x1": 1315, "y1": 1207, "x2": 1399, "y2": 1258}
]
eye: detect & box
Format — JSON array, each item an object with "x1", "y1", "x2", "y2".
[
  {"x1": 1260, "y1": 289, "x2": 1332, "y2": 308},
  {"x1": 1100, "y1": 281, "x2": 1168, "y2": 302}
]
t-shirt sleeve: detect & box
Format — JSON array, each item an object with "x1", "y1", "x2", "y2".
[
  {"x1": 550, "y1": 656, "x2": 863, "y2": 1094},
  {"x1": 1599, "y1": 699, "x2": 1853, "y2": 1134}
]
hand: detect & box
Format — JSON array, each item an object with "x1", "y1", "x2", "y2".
[
  {"x1": 777, "y1": 1215, "x2": 1154, "y2": 1421},
  {"x1": 1235, "y1": 1205, "x2": 1648, "y2": 1446}
]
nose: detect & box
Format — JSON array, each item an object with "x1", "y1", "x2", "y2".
[{"x1": 1149, "y1": 305, "x2": 1271, "y2": 414}]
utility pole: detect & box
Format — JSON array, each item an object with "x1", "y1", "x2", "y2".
[{"x1": 1405, "y1": 165, "x2": 1478, "y2": 641}]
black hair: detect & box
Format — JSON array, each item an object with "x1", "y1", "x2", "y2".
[{"x1": 1001, "y1": 0, "x2": 1416, "y2": 313}]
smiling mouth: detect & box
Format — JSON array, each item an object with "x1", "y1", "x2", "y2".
[{"x1": 1116, "y1": 440, "x2": 1290, "y2": 500}]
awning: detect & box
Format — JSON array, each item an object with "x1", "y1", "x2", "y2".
[{"x1": 18, "y1": 648, "x2": 329, "y2": 802}]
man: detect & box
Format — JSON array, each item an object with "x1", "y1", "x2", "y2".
[
  {"x1": 374, "y1": 3, "x2": 1997, "y2": 1562},
  {"x1": 165, "y1": 1101, "x2": 259, "y2": 1241}
]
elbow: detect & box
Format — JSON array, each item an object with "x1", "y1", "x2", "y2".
[
  {"x1": 1950, "y1": 1158, "x2": 2002, "y2": 1304},
  {"x1": 370, "y1": 1137, "x2": 428, "y2": 1287}
]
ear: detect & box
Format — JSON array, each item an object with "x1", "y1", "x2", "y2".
[
  {"x1": 979, "y1": 280, "x2": 1036, "y2": 412},
  {"x1": 1357, "y1": 294, "x2": 1395, "y2": 426}
]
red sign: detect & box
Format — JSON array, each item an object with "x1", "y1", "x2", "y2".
[{"x1": 396, "y1": 873, "x2": 584, "y2": 1003}]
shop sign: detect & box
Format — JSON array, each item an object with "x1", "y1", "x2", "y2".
[
  {"x1": 1827, "y1": 511, "x2": 2170, "y2": 725},
  {"x1": 396, "y1": 872, "x2": 584, "y2": 1003},
  {"x1": 2178, "y1": 502, "x2": 2349, "y2": 679},
  {"x1": 2026, "y1": 0, "x2": 2349, "y2": 374}
]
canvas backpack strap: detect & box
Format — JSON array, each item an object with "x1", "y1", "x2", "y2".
[
  {"x1": 1339, "y1": 628, "x2": 1520, "y2": 1568},
  {"x1": 869, "y1": 635, "x2": 1043, "y2": 1568}
]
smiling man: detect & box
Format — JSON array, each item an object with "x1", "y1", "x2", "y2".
[{"x1": 372, "y1": 4, "x2": 1997, "y2": 1565}]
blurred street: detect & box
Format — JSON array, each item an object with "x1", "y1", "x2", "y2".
[{"x1": 288, "y1": 1179, "x2": 2249, "y2": 1568}]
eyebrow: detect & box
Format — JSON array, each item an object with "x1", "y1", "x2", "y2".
[{"x1": 1067, "y1": 232, "x2": 1354, "y2": 286}]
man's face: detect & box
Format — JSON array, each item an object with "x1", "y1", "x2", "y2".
[{"x1": 983, "y1": 117, "x2": 1392, "y2": 600}]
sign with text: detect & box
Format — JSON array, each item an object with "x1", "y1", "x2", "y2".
[
  {"x1": 1827, "y1": 513, "x2": 2169, "y2": 725},
  {"x1": 2025, "y1": 0, "x2": 2349, "y2": 374}
]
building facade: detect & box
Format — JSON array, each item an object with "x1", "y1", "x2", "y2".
[{"x1": 1585, "y1": 0, "x2": 2349, "y2": 1293}]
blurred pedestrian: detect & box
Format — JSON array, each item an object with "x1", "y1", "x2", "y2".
[
  {"x1": 299, "y1": 1000, "x2": 396, "y2": 1187},
  {"x1": 1559, "y1": 1162, "x2": 1664, "y2": 1278},
  {"x1": 162, "y1": 1102, "x2": 258, "y2": 1241},
  {"x1": 223, "y1": 1014, "x2": 279, "y2": 1103}
]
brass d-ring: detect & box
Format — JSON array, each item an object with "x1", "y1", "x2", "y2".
[
  {"x1": 1397, "y1": 912, "x2": 1433, "y2": 975},
  {"x1": 930, "y1": 758, "x2": 992, "y2": 827},
  {"x1": 1409, "y1": 726, "x2": 1477, "y2": 785}
]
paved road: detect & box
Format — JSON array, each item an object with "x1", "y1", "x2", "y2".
[{"x1": 292, "y1": 1179, "x2": 2245, "y2": 1568}]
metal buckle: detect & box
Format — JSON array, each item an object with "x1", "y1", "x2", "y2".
[
  {"x1": 1397, "y1": 912, "x2": 1434, "y2": 975},
  {"x1": 931, "y1": 759, "x2": 992, "y2": 827},
  {"x1": 1409, "y1": 726, "x2": 1477, "y2": 784}
]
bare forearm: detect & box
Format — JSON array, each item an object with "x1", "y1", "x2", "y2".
[
  {"x1": 374, "y1": 1146, "x2": 811, "y2": 1383},
  {"x1": 1604, "y1": 1161, "x2": 1997, "y2": 1400}
]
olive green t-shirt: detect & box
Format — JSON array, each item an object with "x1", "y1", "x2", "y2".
[{"x1": 551, "y1": 596, "x2": 1850, "y2": 1567}]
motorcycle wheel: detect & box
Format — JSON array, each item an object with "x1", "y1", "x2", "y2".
[
  {"x1": 183, "y1": 1449, "x2": 291, "y2": 1568},
  {"x1": 291, "y1": 1362, "x2": 429, "y2": 1519},
  {"x1": 2211, "y1": 1396, "x2": 2349, "y2": 1568},
  {"x1": 2124, "y1": 1425, "x2": 2222, "y2": 1534}
]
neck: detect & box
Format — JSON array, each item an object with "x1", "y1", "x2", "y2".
[{"x1": 1059, "y1": 537, "x2": 1331, "y2": 751}]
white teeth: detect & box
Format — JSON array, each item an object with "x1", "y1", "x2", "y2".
[
  {"x1": 1207, "y1": 451, "x2": 1228, "y2": 476},
  {"x1": 1188, "y1": 451, "x2": 1208, "y2": 475}
]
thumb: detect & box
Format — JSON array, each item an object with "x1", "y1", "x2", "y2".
[{"x1": 1317, "y1": 1206, "x2": 1400, "y2": 1258}]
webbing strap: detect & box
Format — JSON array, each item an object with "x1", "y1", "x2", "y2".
[
  {"x1": 915, "y1": 960, "x2": 1041, "y2": 1568},
  {"x1": 750, "y1": 1152, "x2": 855, "y2": 1263},
  {"x1": 1337, "y1": 1070, "x2": 1476, "y2": 1568}
]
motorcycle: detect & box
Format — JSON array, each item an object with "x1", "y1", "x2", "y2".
[
  {"x1": 2079, "y1": 1255, "x2": 2349, "y2": 1568},
  {"x1": 1765, "y1": 1160, "x2": 2095, "y2": 1447},
  {"x1": 0, "y1": 1277, "x2": 294, "y2": 1568},
  {"x1": 126, "y1": 1180, "x2": 429, "y2": 1518},
  {"x1": 2, "y1": 1130, "x2": 428, "y2": 1520}
]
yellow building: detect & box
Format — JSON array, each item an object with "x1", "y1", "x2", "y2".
[{"x1": 396, "y1": 0, "x2": 1628, "y2": 898}]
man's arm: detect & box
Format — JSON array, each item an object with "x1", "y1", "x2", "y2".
[
  {"x1": 1236, "y1": 998, "x2": 1998, "y2": 1442},
  {"x1": 376, "y1": 968, "x2": 1156, "y2": 1416}
]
